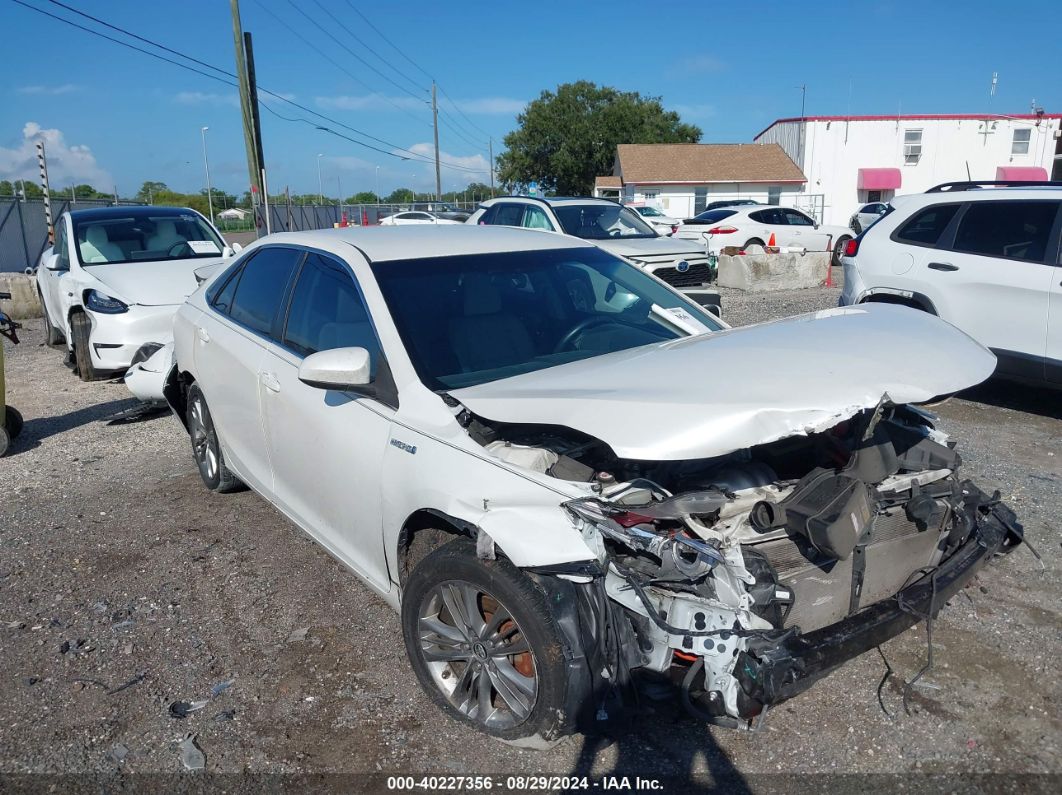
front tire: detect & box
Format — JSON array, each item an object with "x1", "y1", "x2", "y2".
[
  {"x1": 186, "y1": 384, "x2": 243, "y2": 493},
  {"x1": 401, "y1": 539, "x2": 575, "y2": 743},
  {"x1": 4, "y1": 406, "x2": 23, "y2": 440},
  {"x1": 70, "y1": 312, "x2": 101, "y2": 381}
]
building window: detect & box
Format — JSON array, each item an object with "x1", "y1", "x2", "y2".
[
  {"x1": 767, "y1": 186, "x2": 781, "y2": 205},
  {"x1": 1012, "y1": 128, "x2": 1031, "y2": 155},
  {"x1": 903, "y1": 129, "x2": 922, "y2": 164},
  {"x1": 643, "y1": 190, "x2": 659, "y2": 201}
]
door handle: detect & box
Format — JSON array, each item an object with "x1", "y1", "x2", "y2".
[
  {"x1": 259, "y1": 372, "x2": 281, "y2": 393},
  {"x1": 928, "y1": 262, "x2": 959, "y2": 271},
  {"x1": 196, "y1": 327, "x2": 210, "y2": 343}
]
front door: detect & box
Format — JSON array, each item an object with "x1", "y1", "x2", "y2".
[
  {"x1": 193, "y1": 245, "x2": 304, "y2": 493},
  {"x1": 259, "y1": 250, "x2": 394, "y2": 589},
  {"x1": 40, "y1": 216, "x2": 71, "y2": 331},
  {"x1": 1047, "y1": 258, "x2": 1062, "y2": 384}
]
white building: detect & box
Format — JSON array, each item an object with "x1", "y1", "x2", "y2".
[
  {"x1": 593, "y1": 143, "x2": 807, "y2": 219},
  {"x1": 755, "y1": 113, "x2": 1062, "y2": 226}
]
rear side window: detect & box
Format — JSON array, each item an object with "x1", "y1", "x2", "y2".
[
  {"x1": 226, "y1": 247, "x2": 303, "y2": 335},
  {"x1": 952, "y1": 201, "x2": 1059, "y2": 263},
  {"x1": 689, "y1": 209, "x2": 737, "y2": 223},
  {"x1": 488, "y1": 203, "x2": 525, "y2": 226},
  {"x1": 893, "y1": 204, "x2": 960, "y2": 246},
  {"x1": 282, "y1": 253, "x2": 381, "y2": 373}
]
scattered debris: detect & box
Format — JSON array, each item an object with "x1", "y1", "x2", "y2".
[
  {"x1": 110, "y1": 743, "x2": 129, "y2": 763},
  {"x1": 59, "y1": 639, "x2": 93, "y2": 655},
  {"x1": 211, "y1": 678, "x2": 235, "y2": 697},
  {"x1": 24, "y1": 676, "x2": 38, "y2": 686},
  {"x1": 178, "y1": 734, "x2": 205, "y2": 771},
  {"x1": 6, "y1": 621, "x2": 25, "y2": 630},
  {"x1": 213, "y1": 709, "x2": 236, "y2": 722},
  {"x1": 70, "y1": 676, "x2": 110, "y2": 690},
  {"x1": 107, "y1": 671, "x2": 146, "y2": 695},
  {"x1": 169, "y1": 699, "x2": 209, "y2": 719},
  {"x1": 286, "y1": 627, "x2": 309, "y2": 643}
]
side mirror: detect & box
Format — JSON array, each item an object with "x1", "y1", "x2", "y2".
[
  {"x1": 43, "y1": 250, "x2": 61, "y2": 270},
  {"x1": 298, "y1": 347, "x2": 372, "y2": 390},
  {"x1": 222, "y1": 246, "x2": 234, "y2": 257},
  {"x1": 232, "y1": 242, "x2": 243, "y2": 253}
]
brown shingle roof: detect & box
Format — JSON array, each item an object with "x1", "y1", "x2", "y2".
[
  {"x1": 616, "y1": 143, "x2": 806, "y2": 184},
  {"x1": 594, "y1": 176, "x2": 622, "y2": 188}
]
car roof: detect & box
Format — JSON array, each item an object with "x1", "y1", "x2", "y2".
[
  {"x1": 888, "y1": 185, "x2": 1062, "y2": 211},
  {"x1": 256, "y1": 224, "x2": 597, "y2": 262},
  {"x1": 481, "y1": 195, "x2": 620, "y2": 208},
  {"x1": 67, "y1": 205, "x2": 201, "y2": 222}
]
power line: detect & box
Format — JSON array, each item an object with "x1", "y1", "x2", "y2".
[
  {"x1": 309, "y1": 0, "x2": 425, "y2": 96},
  {"x1": 282, "y1": 0, "x2": 425, "y2": 104},
  {"x1": 14, "y1": 0, "x2": 485, "y2": 174},
  {"x1": 437, "y1": 84, "x2": 494, "y2": 140},
  {"x1": 437, "y1": 111, "x2": 487, "y2": 152}
]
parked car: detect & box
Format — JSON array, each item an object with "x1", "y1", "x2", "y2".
[
  {"x1": 630, "y1": 205, "x2": 680, "y2": 232},
  {"x1": 35, "y1": 206, "x2": 237, "y2": 381},
  {"x1": 703, "y1": 199, "x2": 761, "y2": 211},
  {"x1": 379, "y1": 211, "x2": 462, "y2": 226},
  {"x1": 469, "y1": 196, "x2": 720, "y2": 313},
  {"x1": 849, "y1": 202, "x2": 890, "y2": 234},
  {"x1": 163, "y1": 225, "x2": 1021, "y2": 743},
  {"x1": 410, "y1": 202, "x2": 471, "y2": 222},
  {"x1": 840, "y1": 181, "x2": 1062, "y2": 387},
  {"x1": 674, "y1": 205, "x2": 854, "y2": 264}
]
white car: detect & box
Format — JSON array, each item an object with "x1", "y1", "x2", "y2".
[
  {"x1": 163, "y1": 224, "x2": 1021, "y2": 742},
  {"x1": 675, "y1": 206, "x2": 854, "y2": 264},
  {"x1": 469, "y1": 196, "x2": 720, "y2": 313},
  {"x1": 840, "y1": 182, "x2": 1062, "y2": 387},
  {"x1": 379, "y1": 211, "x2": 462, "y2": 226},
  {"x1": 849, "y1": 201, "x2": 890, "y2": 234},
  {"x1": 631, "y1": 205, "x2": 680, "y2": 232},
  {"x1": 35, "y1": 206, "x2": 237, "y2": 381}
]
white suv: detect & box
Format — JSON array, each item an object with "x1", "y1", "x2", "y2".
[
  {"x1": 840, "y1": 182, "x2": 1062, "y2": 386},
  {"x1": 468, "y1": 197, "x2": 720, "y2": 314}
]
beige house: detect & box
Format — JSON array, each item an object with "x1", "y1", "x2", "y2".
[{"x1": 595, "y1": 143, "x2": 807, "y2": 218}]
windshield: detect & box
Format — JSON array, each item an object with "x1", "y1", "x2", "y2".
[
  {"x1": 554, "y1": 204, "x2": 659, "y2": 240},
  {"x1": 372, "y1": 246, "x2": 722, "y2": 390},
  {"x1": 637, "y1": 207, "x2": 665, "y2": 217},
  {"x1": 74, "y1": 213, "x2": 225, "y2": 265}
]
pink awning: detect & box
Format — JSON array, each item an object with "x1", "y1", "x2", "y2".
[
  {"x1": 857, "y1": 168, "x2": 902, "y2": 190},
  {"x1": 995, "y1": 166, "x2": 1048, "y2": 181}
]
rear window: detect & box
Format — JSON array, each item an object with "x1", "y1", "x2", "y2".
[
  {"x1": 952, "y1": 201, "x2": 1059, "y2": 263},
  {"x1": 893, "y1": 204, "x2": 960, "y2": 246},
  {"x1": 687, "y1": 209, "x2": 737, "y2": 224}
]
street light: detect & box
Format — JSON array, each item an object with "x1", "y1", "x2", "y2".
[
  {"x1": 375, "y1": 166, "x2": 380, "y2": 202},
  {"x1": 316, "y1": 153, "x2": 324, "y2": 205},
  {"x1": 200, "y1": 126, "x2": 214, "y2": 225}
]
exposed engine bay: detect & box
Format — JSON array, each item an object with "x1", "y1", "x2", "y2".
[{"x1": 459, "y1": 400, "x2": 1024, "y2": 729}]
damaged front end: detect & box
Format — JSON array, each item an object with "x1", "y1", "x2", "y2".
[{"x1": 471, "y1": 402, "x2": 1024, "y2": 729}]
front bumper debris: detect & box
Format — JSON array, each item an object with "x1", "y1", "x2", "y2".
[{"x1": 732, "y1": 492, "x2": 1022, "y2": 718}]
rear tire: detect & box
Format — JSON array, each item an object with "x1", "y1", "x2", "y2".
[
  {"x1": 743, "y1": 238, "x2": 765, "y2": 251},
  {"x1": 4, "y1": 406, "x2": 23, "y2": 440},
  {"x1": 0, "y1": 426, "x2": 8, "y2": 457},
  {"x1": 38, "y1": 289, "x2": 63, "y2": 347},
  {"x1": 186, "y1": 383, "x2": 243, "y2": 493},
  {"x1": 833, "y1": 235, "x2": 852, "y2": 267},
  {"x1": 401, "y1": 538, "x2": 575, "y2": 743},
  {"x1": 70, "y1": 312, "x2": 101, "y2": 382}
]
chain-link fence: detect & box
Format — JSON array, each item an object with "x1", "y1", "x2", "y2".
[
  {"x1": 253, "y1": 201, "x2": 480, "y2": 233},
  {"x1": 0, "y1": 197, "x2": 144, "y2": 273}
]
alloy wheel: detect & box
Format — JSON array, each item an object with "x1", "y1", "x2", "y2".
[
  {"x1": 416, "y1": 580, "x2": 538, "y2": 730},
  {"x1": 188, "y1": 397, "x2": 218, "y2": 481}
]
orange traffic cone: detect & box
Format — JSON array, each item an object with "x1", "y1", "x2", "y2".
[{"x1": 767, "y1": 232, "x2": 776, "y2": 248}]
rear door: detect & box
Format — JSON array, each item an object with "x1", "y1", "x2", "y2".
[
  {"x1": 746, "y1": 208, "x2": 785, "y2": 245},
  {"x1": 259, "y1": 250, "x2": 394, "y2": 589},
  {"x1": 193, "y1": 246, "x2": 303, "y2": 492},
  {"x1": 1045, "y1": 218, "x2": 1062, "y2": 383},
  {"x1": 932, "y1": 199, "x2": 1058, "y2": 377},
  {"x1": 479, "y1": 202, "x2": 527, "y2": 228},
  {"x1": 39, "y1": 215, "x2": 70, "y2": 330}
]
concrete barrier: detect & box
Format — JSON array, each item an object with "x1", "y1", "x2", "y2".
[
  {"x1": 716, "y1": 250, "x2": 831, "y2": 292},
  {"x1": 0, "y1": 273, "x2": 43, "y2": 319}
]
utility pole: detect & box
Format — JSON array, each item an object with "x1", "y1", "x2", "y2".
[
  {"x1": 230, "y1": 0, "x2": 260, "y2": 202},
  {"x1": 432, "y1": 81, "x2": 442, "y2": 202},
  {"x1": 201, "y1": 126, "x2": 215, "y2": 226},
  {"x1": 244, "y1": 32, "x2": 266, "y2": 190},
  {"x1": 488, "y1": 137, "x2": 495, "y2": 197}
]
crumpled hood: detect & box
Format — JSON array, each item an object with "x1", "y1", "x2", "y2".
[
  {"x1": 451, "y1": 304, "x2": 996, "y2": 461},
  {"x1": 595, "y1": 236, "x2": 706, "y2": 258},
  {"x1": 86, "y1": 258, "x2": 222, "y2": 306}
]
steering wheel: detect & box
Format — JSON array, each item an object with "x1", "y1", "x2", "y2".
[
  {"x1": 553, "y1": 316, "x2": 616, "y2": 353},
  {"x1": 167, "y1": 241, "x2": 192, "y2": 257}
]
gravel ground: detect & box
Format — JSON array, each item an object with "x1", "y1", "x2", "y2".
[{"x1": 1, "y1": 273, "x2": 1059, "y2": 792}]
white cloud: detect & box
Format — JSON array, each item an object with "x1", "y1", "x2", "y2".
[
  {"x1": 0, "y1": 122, "x2": 112, "y2": 187},
  {"x1": 668, "y1": 54, "x2": 726, "y2": 77},
  {"x1": 403, "y1": 142, "x2": 490, "y2": 181},
  {"x1": 17, "y1": 84, "x2": 79, "y2": 96},
  {"x1": 175, "y1": 91, "x2": 240, "y2": 108},
  {"x1": 316, "y1": 94, "x2": 523, "y2": 115},
  {"x1": 672, "y1": 103, "x2": 716, "y2": 119}
]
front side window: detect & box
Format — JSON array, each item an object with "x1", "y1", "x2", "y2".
[
  {"x1": 282, "y1": 253, "x2": 381, "y2": 374},
  {"x1": 1011, "y1": 128, "x2": 1031, "y2": 155},
  {"x1": 782, "y1": 209, "x2": 814, "y2": 226},
  {"x1": 53, "y1": 220, "x2": 70, "y2": 270},
  {"x1": 553, "y1": 204, "x2": 657, "y2": 240},
  {"x1": 223, "y1": 247, "x2": 303, "y2": 335},
  {"x1": 893, "y1": 204, "x2": 960, "y2": 247},
  {"x1": 749, "y1": 208, "x2": 785, "y2": 225},
  {"x1": 903, "y1": 129, "x2": 923, "y2": 164},
  {"x1": 952, "y1": 201, "x2": 1058, "y2": 263},
  {"x1": 371, "y1": 247, "x2": 723, "y2": 390},
  {"x1": 74, "y1": 212, "x2": 224, "y2": 265}
]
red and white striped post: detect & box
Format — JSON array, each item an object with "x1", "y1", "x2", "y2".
[{"x1": 36, "y1": 140, "x2": 53, "y2": 244}]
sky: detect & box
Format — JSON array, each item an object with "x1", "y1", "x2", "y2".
[{"x1": 2, "y1": 0, "x2": 1061, "y2": 199}]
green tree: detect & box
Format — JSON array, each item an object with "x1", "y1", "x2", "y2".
[
  {"x1": 350, "y1": 191, "x2": 379, "y2": 204},
  {"x1": 71, "y1": 184, "x2": 99, "y2": 199},
  {"x1": 0, "y1": 180, "x2": 13, "y2": 197},
  {"x1": 496, "y1": 81, "x2": 701, "y2": 195},
  {"x1": 384, "y1": 188, "x2": 413, "y2": 204},
  {"x1": 136, "y1": 181, "x2": 169, "y2": 202}
]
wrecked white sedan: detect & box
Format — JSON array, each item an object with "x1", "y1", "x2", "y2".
[{"x1": 163, "y1": 225, "x2": 1022, "y2": 742}]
